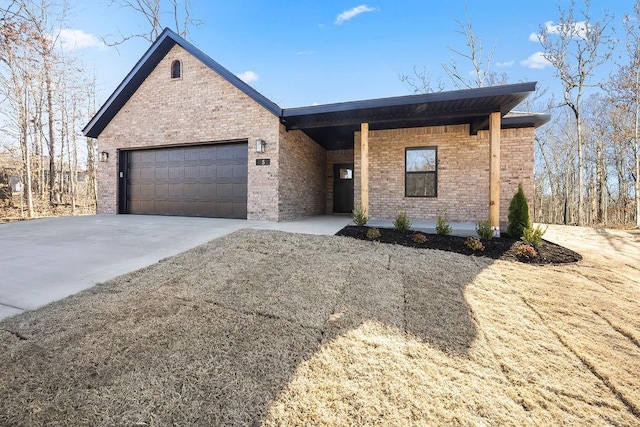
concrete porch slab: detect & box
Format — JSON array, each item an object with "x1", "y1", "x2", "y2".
[{"x1": 366, "y1": 219, "x2": 478, "y2": 237}]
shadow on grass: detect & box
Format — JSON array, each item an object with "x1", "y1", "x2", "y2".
[
  {"x1": 593, "y1": 227, "x2": 640, "y2": 254},
  {"x1": 0, "y1": 229, "x2": 495, "y2": 426}
]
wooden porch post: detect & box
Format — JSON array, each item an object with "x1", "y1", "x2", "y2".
[
  {"x1": 489, "y1": 112, "x2": 501, "y2": 236},
  {"x1": 361, "y1": 122, "x2": 369, "y2": 215}
]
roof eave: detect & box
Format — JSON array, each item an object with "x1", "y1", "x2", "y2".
[
  {"x1": 502, "y1": 113, "x2": 551, "y2": 128},
  {"x1": 83, "y1": 28, "x2": 176, "y2": 138},
  {"x1": 282, "y1": 82, "x2": 537, "y2": 118},
  {"x1": 83, "y1": 28, "x2": 281, "y2": 139}
]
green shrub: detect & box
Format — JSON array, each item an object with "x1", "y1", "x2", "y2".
[
  {"x1": 352, "y1": 204, "x2": 368, "y2": 226},
  {"x1": 476, "y1": 219, "x2": 494, "y2": 240},
  {"x1": 412, "y1": 232, "x2": 427, "y2": 244},
  {"x1": 464, "y1": 236, "x2": 485, "y2": 252},
  {"x1": 366, "y1": 227, "x2": 381, "y2": 240},
  {"x1": 435, "y1": 211, "x2": 452, "y2": 235},
  {"x1": 521, "y1": 224, "x2": 547, "y2": 247},
  {"x1": 515, "y1": 243, "x2": 538, "y2": 259},
  {"x1": 393, "y1": 211, "x2": 411, "y2": 232},
  {"x1": 507, "y1": 183, "x2": 530, "y2": 238}
]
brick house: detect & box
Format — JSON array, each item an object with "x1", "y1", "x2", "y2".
[{"x1": 84, "y1": 28, "x2": 548, "y2": 232}]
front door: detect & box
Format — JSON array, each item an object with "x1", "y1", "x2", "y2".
[{"x1": 333, "y1": 163, "x2": 354, "y2": 213}]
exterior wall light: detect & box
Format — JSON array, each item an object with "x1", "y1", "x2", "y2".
[
  {"x1": 99, "y1": 151, "x2": 109, "y2": 162},
  {"x1": 256, "y1": 139, "x2": 266, "y2": 153}
]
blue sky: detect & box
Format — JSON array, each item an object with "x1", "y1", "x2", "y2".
[{"x1": 63, "y1": 0, "x2": 631, "y2": 109}]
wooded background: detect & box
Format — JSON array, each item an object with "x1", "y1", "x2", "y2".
[{"x1": 1, "y1": 0, "x2": 639, "y2": 229}]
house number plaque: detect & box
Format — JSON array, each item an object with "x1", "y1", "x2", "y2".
[{"x1": 256, "y1": 159, "x2": 270, "y2": 166}]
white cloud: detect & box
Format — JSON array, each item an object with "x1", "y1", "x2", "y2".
[
  {"x1": 237, "y1": 70, "x2": 259, "y2": 83},
  {"x1": 543, "y1": 20, "x2": 589, "y2": 39},
  {"x1": 520, "y1": 51, "x2": 551, "y2": 69},
  {"x1": 529, "y1": 20, "x2": 590, "y2": 44},
  {"x1": 496, "y1": 60, "x2": 514, "y2": 68},
  {"x1": 53, "y1": 28, "x2": 105, "y2": 51},
  {"x1": 296, "y1": 50, "x2": 314, "y2": 56},
  {"x1": 335, "y1": 5, "x2": 376, "y2": 25}
]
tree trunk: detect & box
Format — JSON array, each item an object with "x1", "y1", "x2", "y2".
[
  {"x1": 46, "y1": 64, "x2": 55, "y2": 205},
  {"x1": 576, "y1": 108, "x2": 584, "y2": 226},
  {"x1": 19, "y1": 92, "x2": 34, "y2": 218},
  {"x1": 595, "y1": 138, "x2": 605, "y2": 224},
  {"x1": 635, "y1": 62, "x2": 640, "y2": 227}
]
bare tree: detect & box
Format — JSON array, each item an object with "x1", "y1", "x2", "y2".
[
  {"x1": 399, "y1": 66, "x2": 444, "y2": 94},
  {"x1": 0, "y1": 15, "x2": 36, "y2": 217},
  {"x1": 400, "y1": 8, "x2": 507, "y2": 94},
  {"x1": 441, "y1": 9, "x2": 508, "y2": 89},
  {"x1": 621, "y1": 0, "x2": 640, "y2": 228},
  {"x1": 538, "y1": 0, "x2": 615, "y2": 226},
  {"x1": 1, "y1": 0, "x2": 99, "y2": 219},
  {"x1": 12, "y1": 0, "x2": 67, "y2": 205},
  {"x1": 103, "y1": 0, "x2": 201, "y2": 46}
]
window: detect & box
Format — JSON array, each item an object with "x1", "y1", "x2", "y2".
[
  {"x1": 171, "y1": 60, "x2": 181, "y2": 79},
  {"x1": 405, "y1": 147, "x2": 437, "y2": 197},
  {"x1": 339, "y1": 168, "x2": 353, "y2": 179}
]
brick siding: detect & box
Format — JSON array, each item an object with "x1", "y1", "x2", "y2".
[
  {"x1": 278, "y1": 127, "x2": 326, "y2": 220},
  {"x1": 97, "y1": 44, "x2": 280, "y2": 220},
  {"x1": 96, "y1": 46, "x2": 535, "y2": 224},
  {"x1": 353, "y1": 125, "x2": 534, "y2": 228}
]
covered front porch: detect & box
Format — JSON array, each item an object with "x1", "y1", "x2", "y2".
[{"x1": 282, "y1": 83, "x2": 549, "y2": 235}]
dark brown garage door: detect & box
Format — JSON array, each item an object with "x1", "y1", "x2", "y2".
[{"x1": 122, "y1": 142, "x2": 248, "y2": 218}]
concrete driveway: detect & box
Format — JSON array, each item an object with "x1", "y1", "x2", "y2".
[{"x1": 0, "y1": 214, "x2": 351, "y2": 320}]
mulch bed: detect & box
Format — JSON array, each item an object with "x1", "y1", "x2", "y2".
[{"x1": 336, "y1": 226, "x2": 582, "y2": 265}]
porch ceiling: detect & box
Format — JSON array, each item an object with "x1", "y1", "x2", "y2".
[{"x1": 281, "y1": 82, "x2": 548, "y2": 150}]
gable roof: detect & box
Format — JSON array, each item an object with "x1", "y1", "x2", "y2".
[
  {"x1": 84, "y1": 29, "x2": 548, "y2": 143},
  {"x1": 83, "y1": 28, "x2": 281, "y2": 138}
]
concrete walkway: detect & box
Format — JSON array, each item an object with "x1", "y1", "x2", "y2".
[{"x1": 0, "y1": 214, "x2": 352, "y2": 320}]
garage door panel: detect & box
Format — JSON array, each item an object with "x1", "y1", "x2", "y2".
[
  {"x1": 198, "y1": 182, "x2": 216, "y2": 198},
  {"x1": 233, "y1": 164, "x2": 247, "y2": 179},
  {"x1": 165, "y1": 200, "x2": 184, "y2": 215},
  {"x1": 233, "y1": 202, "x2": 247, "y2": 218},
  {"x1": 155, "y1": 150, "x2": 168, "y2": 162},
  {"x1": 216, "y1": 165, "x2": 232, "y2": 179},
  {"x1": 129, "y1": 183, "x2": 141, "y2": 198},
  {"x1": 216, "y1": 145, "x2": 234, "y2": 159},
  {"x1": 216, "y1": 202, "x2": 232, "y2": 217},
  {"x1": 153, "y1": 200, "x2": 168, "y2": 214},
  {"x1": 169, "y1": 150, "x2": 184, "y2": 162},
  {"x1": 140, "y1": 184, "x2": 154, "y2": 197},
  {"x1": 183, "y1": 204, "x2": 195, "y2": 216},
  {"x1": 126, "y1": 142, "x2": 247, "y2": 218},
  {"x1": 154, "y1": 183, "x2": 168, "y2": 197},
  {"x1": 169, "y1": 166, "x2": 183, "y2": 179},
  {"x1": 138, "y1": 200, "x2": 154, "y2": 213},
  {"x1": 183, "y1": 183, "x2": 198, "y2": 198},
  {"x1": 196, "y1": 202, "x2": 214, "y2": 217},
  {"x1": 155, "y1": 167, "x2": 168, "y2": 180},
  {"x1": 184, "y1": 166, "x2": 199, "y2": 179},
  {"x1": 129, "y1": 199, "x2": 141, "y2": 212},
  {"x1": 216, "y1": 183, "x2": 232, "y2": 198},
  {"x1": 138, "y1": 151, "x2": 155, "y2": 163},
  {"x1": 199, "y1": 165, "x2": 216, "y2": 179},
  {"x1": 233, "y1": 183, "x2": 247, "y2": 198},
  {"x1": 184, "y1": 149, "x2": 200, "y2": 162},
  {"x1": 140, "y1": 167, "x2": 155, "y2": 180},
  {"x1": 168, "y1": 183, "x2": 184, "y2": 198}
]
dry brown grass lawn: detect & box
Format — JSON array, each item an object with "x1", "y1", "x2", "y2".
[{"x1": 1, "y1": 225, "x2": 638, "y2": 426}]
